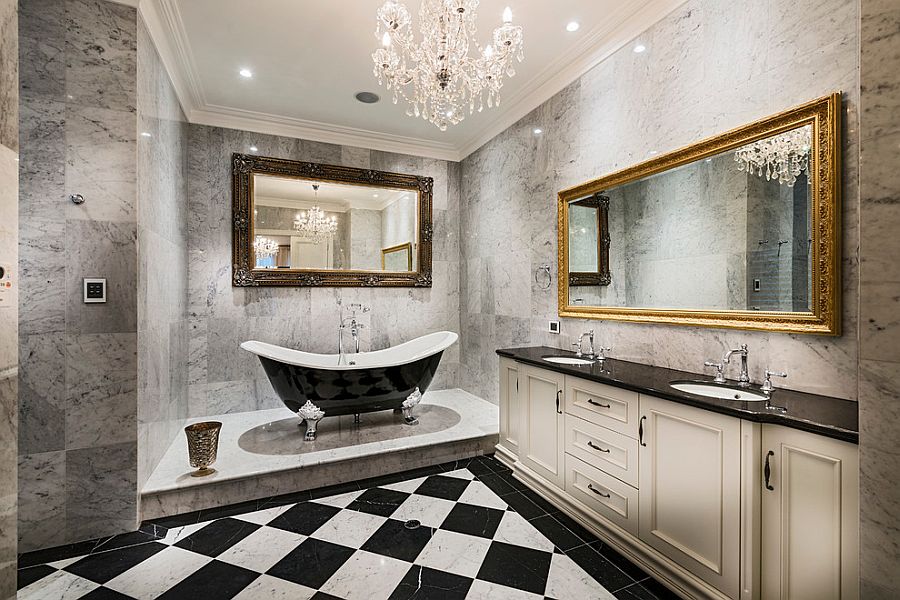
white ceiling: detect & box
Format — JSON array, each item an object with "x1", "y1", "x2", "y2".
[
  {"x1": 254, "y1": 175, "x2": 412, "y2": 212},
  {"x1": 137, "y1": 0, "x2": 686, "y2": 161}
]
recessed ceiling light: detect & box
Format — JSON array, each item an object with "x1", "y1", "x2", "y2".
[
  {"x1": 566, "y1": 21, "x2": 580, "y2": 32},
  {"x1": 373, "y1": 193, "x2": 379, "y2": 198},
  {"x1": 633, "y1": 44, "x2": 646, "y2": 53},
  {"x1": 239, "y1": 68, "x2": 253, "y2": 78},
  {"x1": 533, "y1": 128, "x2": 543, "y2": 135},
  {"x1": 140, "y1": 132, "x2": 152, "y2": 138},
  {"x1": 249, "y1": 146, "x2": 258, "y2": 152},
  {"x1": 649, "y1": 150, "x2": 658, "y2": 155},
  {"x1": 355, "y1": 91, "x2": 380, "y2": 104}
]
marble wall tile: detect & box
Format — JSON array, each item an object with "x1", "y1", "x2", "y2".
[
  {"x1": 18, "y1": 451, "x2": 67, "y2": 552},
  {"x1": 18, "y1": 334, "x2": 66, "y2": 454},
  {"x1": 17, "y1": 0, "x2": 65, "y2": 103},
  {"x1": 65, "y1": 441, "x2": 137, "y2": 542},
  {"x1": 0, "y1": 0, "x2": 16, "y2": 152}
]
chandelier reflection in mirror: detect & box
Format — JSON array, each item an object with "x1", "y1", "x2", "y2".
[
  {"x1": 734, "y1": 125, "x2": 811, "y2": 187},
  {"x1": 372, "y1": 1, "x2": 524, "y2": 131},
  {"x1": 293, "y1": 184, "x2": 338, "y2": 243},
  {"x1": 253, "y1": 236, "x2": 278, "y2": 258}
]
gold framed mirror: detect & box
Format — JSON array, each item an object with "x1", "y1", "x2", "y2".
[
  {"x1": 558, "y1": 93, "x2": 841, "y2": 335},
  {"x1": 232, "y1": 154, "x2": 433, "y2": 287}
]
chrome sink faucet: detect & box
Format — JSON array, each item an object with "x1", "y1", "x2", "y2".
[
  {"x1": 573, "y1": 330, "x2": 595, "y2": 358},
  {"x1": 705, "y1": 343, "x2": 751, "y2": 387}
]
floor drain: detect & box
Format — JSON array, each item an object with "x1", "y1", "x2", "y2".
[{"x1": 404, "y1": 520, "x2": 421, "y2": 530}]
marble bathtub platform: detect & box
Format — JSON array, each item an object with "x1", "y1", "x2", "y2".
[{"x1": 140, "y1": 389, "x2": 499, "y2": 520}]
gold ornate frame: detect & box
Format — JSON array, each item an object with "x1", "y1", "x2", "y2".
[
  {"x1": 381, "y1": 242, "x2": 413, "y2": 271},
  {"x1": 558, "y1": 93, "x2": 841, "y2": 335},
  {"x1": 232, "y1": 153, "x2": 433, "y2": 287}
]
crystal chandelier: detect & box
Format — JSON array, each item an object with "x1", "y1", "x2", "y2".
[
  {"x1": 734, "y1": 125, "x2": 811, "y2": 187},
  {"x1": 293, "y1": 184, "x2": 338, "y2": 243},
  {"x1": 253, "y1": 236, "x2": 279, "y2": 258},
  {"x1": 372, "y1": 1, "x2": 524, "y2": 131}
]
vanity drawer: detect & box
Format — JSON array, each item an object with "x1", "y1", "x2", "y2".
[
  {"x1": 565, "y1": 414, "x2": 638, "y2": 487},
  {"x1": 565, "y1": 377, "x2": 639, "y2": 438},
  {"x1": 565, "y1": 453, "x2": 638, "y2": 537}
]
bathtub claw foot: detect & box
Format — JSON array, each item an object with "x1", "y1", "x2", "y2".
[
  {"x1": 401, "y1": 388, "x2": 422, "y2": 425},
  {"x1": 298, "y1": 401, "x2": 325, "y2": 441}
]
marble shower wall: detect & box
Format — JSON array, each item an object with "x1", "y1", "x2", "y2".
[
  {"x1": 459, "y1": 0, "x2": 860, "y2": 404},
  {"x1": 858, "y1": 0, "x2": 900, "y2": 596},
  {"x1": 0, "y1": 0, "x2": 17, "y2": 593},
  {"x1": 17, "y1": 0, "x2": 138, "y2": 551},
  {"x1": 136, "y1": 17, "x2": 189, "y2": 492},
  {"x1": 187, "y1": 125, "x2": 460, "y2": 418}
]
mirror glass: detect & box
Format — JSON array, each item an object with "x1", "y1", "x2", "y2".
[
  {"x1": 567, "y1": 124, "x2": 813, "y2": 312},
  {"x1": 252, "y1": 174, "x2": 418, "y2": 272}
]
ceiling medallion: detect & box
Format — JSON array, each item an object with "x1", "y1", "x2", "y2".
[
  {"x1": 293, "y1": 184, "x2": 338, "y2": 243},
  {"x1": 372, "y1": 1, "x2": 524, "y2": 131}
]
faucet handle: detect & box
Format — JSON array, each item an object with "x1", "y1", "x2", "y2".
[
  {"x1": 704, "y1": 360, "x2": 726, "y2": 383},
  {"x1": 596, "y1": 346, "x2": 611, "y2": 360},
  {"x1": 762, "y1": 368, "x2": 787, "y2": 392}
]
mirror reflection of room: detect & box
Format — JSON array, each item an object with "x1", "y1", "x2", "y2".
[{"x1": 252, "y1": 174, "x2": 418, "y2": 271}]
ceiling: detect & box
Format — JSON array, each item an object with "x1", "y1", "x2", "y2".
[
  {"x1": 136, "y1": 0, "x2": 686, "y2": 161},
  {"x1": 254, "y1": 175, "x2": 413, "y2": 212}
]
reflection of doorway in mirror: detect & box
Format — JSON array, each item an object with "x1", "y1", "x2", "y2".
[{"x1": 292, "y1": 235, "x2": 334, "y2": 269}]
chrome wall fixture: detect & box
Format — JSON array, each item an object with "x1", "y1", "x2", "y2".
[
  {"x1": 534, "y1": 264, "x2": 552, "y2": 290},
  {"x1": 69, "y1": 193, "x2": 85, "y2": 205}
]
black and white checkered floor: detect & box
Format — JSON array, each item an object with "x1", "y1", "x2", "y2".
[{"x1": 17, "y1": 456, "x2": 678, "y2": 599}]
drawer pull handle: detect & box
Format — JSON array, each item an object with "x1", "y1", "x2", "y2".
[
  {"x1": 587, "y1": 441, "x2": 610, "y2": 453},
  {"x1": 556, "y1": 390, "x2": 563, "y2": 414},
  {"x1": 639, "y1": 415, "x2": 647, "y2": 447},
  {"x1": 587, "y1": 398, "x2": 611, "y2": 409},
  {"x1": 765, "y1": 450, "x2": 775, "y2": 491},
  {"x1": 588, "y1": 484, "x2": 611, "y2": 498}
]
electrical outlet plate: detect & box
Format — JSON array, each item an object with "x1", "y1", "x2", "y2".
[
  {"x1": 83, "y1": 278, "x2": 107, "y2": 303},
  {"x1": 548, "y1": 320, "x2": 560, "y2": 334}
]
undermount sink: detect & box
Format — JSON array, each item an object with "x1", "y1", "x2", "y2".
[
  {"x1": 669, "y1": 381, "x2": 769, "y2": 402},
  {"x1": 542, "y1": 355, "x2": 595, "y2": 366}
]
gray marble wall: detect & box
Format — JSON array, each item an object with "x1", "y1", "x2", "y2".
[
  {"x1": 187, "y1": 126, "x2": 460, "y2": 417},
  {"x1": 18, "y1": 0, "x2": 138, "y2": 552},
  {"x1": 858, "y1": 0, "x2": 900, "y2": 596},
  {"x1": 459, "y1": 0, "x2": 860, "y2": 404},
  {"x1": 0, "y1": 0, "x2": 17, "y2": 593},
  {"x1": 136, "y1": 17, "x2": 189, "y2": 493}
]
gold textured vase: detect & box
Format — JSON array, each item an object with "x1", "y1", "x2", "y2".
[{"x1": 184, "y1": 421, "x2": 222, "y2": 477}]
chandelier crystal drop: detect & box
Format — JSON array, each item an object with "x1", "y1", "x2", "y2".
[
  {"x1": 293, "y1": 184, "x2": 338, "y2": 243},
  {"x1": 372, "y1": 0, "x2": 524, "y2": 131},
  {"x1": 734, "y1": 125, "x2": 811, "y2": 187},
  {"x1": 253, "y1": 236, "x2": 279, "y2": 258}
]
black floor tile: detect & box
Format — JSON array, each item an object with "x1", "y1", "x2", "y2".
[
  {"x1": 413, "y1": 475, "x2": 471, "y2": 501},
  {"x1": 66, "y1": 542, "x2": 167, "y2": 584},
  {"x1": 475, "y1": 472, "x2": 518, "y2": 497},
  {"x1": 157, "y1": 560, "x2": 259, "y2": 599},
  {"x1": 519, "y1": 488, "x2": 562, "y2": 515},
  {"x1": 347, "y1": 487, "x2": 410, "y2": 517},
  {"x1": 17, "y1": 564, "x2": 56, "y2": 590},
  {"x1": 478, "y1": 455, "x2": 511, "y2": 473},
  {"x1": 476, "y1": 540, "x2": 553, "y2": 595},
  {"x1": 267, "y1": 501, "x2": 341, "y2": 535},
  {"x1": 18, "y1": 537, "x2": 113, "y2": 569},
  {"x1": 462, "y1": 458, "x2": 494, "y2": 476},
  {"x1": 494, "y1": 470, "x2": 529, "y2": 492},
  {"x1": 550, "y1": 511, "x2": 600, "y2": 545},
  {"x1": 389, "y1": 564, "x2": 473, "y2": 599},
  {"x1": 597, "y1": 544, "x2": 651, "y2": 581},
  {"x1": 566, "y1": 544, "x2": 636, "y2": 593},
  {"x1": 267, "y1": 538, "x2": 355, "y2": 589},
  {"x1": 81, "y1": 587, "x2": 136, "y2": 599},
  {"x1": 529, "y1": 514, "x2": 590, "y2": 552},
  {"x1": 502, "y1": 491, "x2": 546, "y2": 520},
  {"x1": 439, "y1": 503, "x2": 505, "y2": 539},
  {"x1": 94, "y1": 530, "x2": 164, "y2": 552},
  {"x1": 308, "y1": 481, "x2": 359, "y2": 501},
  {"x1": 360, "y1": 519, "x2": 434, "y2": 562},
  {"x1": 173, "y1": 517, "x2": 260, "y2": 557},
  {"x1": 311, "y1": 592, "x2": 345, "y2": 600}
]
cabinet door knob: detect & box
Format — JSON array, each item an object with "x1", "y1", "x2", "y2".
[
  {"x1": 639, "y1": 415, "x2": 647, "y2": 447},
  {"x1": 588, "y1": 484, "x2": 611, "y2": 498},
  {"x1": 556, "y1": 389, "x2": 563, "y2": 415},
  {"x1": 587, "y1": 441, "x2": 610, "y2": 453},
  {"x1": 765, "y1": 450, "x2": 775, "y2": 490},
  {"x1": 587, "y1": 398, "x2": 611, "y2": 409}
]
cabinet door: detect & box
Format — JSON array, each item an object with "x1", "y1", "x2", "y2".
[
  {"x1": 761, "y1": 425, "x2": 859, "y2": 600},
  {"x1": 638, "y1": 395, "x2": 742, "y2": 599},
  {"x1": 519, "y1": 365, "x2": 565, "y2": 488},
  {"x1": 497, "y1": 358, "x2": 521, "y2": 462}
]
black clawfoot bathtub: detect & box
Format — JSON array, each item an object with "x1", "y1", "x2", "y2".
[{"x1": 240, "y1": 332, "x2": 458, "y2": 441}]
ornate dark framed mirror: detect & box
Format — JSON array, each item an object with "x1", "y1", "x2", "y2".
[
  {"x1": 232, "y1": 154, "x2": 433, "y2": 287},
  {"x1": 567, "y1": 193, "x2": 611, "y2": 286}
]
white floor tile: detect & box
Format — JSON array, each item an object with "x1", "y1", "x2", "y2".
[
  {"x1": 391, "y1": 494, "x2": 457, "y2": 528},
  {"x1": 309, "y1": 509, "x2": 388, "y2": 548},
  {"x1": 104, "y1": 546, "x2": 212, "y2": 600},
  {"x1": 47, "y1": 556, "x2": 85, "y2": 570},
  {"x1": 381, "y1": 477, "x2": 426, "y2": 493},
  {"x1": 233, "y1": 503, "x2": 293, "y2": 525},
  {"x1": 414, "y1": 529, "x2": 492, "y2": 578},
  {"x1": 217, "y1": 526, "x2": 307, "y2": 572},
  {"x1": 466, "y1": 579, "x2": 544, "y2": 600},
  {"x1": 318, "y1": 550, "x2": 410, "y2": 600},
  {"x1": 457, "y1": 480, "x2": 508, "y2": 510},
  {"x1": 18, "y1": 570, "x2": 99, "y2": 600},
  {"x1": 545, "y1": 552, "x2": 617, "y2": 599},
  {"x1": 231, "y1": 574, "x2": 317, "y2": 599},
  {"x1": 442, "y1": 468, "x2": 475, "y2": 480},
  {"x1": 161, "y1": 520, "x2": 213, "y2": 545},
  {"x1": 314, "y1": 489, "x2": 365, "y2": 508},
  {"x1": 493, "y1": 511, "x2": 555, "y2": 552}
]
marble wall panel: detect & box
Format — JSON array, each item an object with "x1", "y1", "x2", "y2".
[
  {"x1": 0, "y1": 0, "x2": 16, "y2": 152},
  {"x1": 186, "y1": 126, "x2": 461, "y2": 418},
  {"x1": 459, "y1": 0, "x2": 861, "y2": 405},
  {"x1": 65, "y1": 441, "x2": 137, "y2": 543},
  {"x1": 858, "y1": 1, "x2": 900, "y2": 596}
]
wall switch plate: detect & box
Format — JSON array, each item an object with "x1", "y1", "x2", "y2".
[
  {"x1": 753, "y1": 279, "x2": 761, "y2": 291},
  {"x1": 548, "y1": 320, "x2": 560, "y2": 334},
  {"x1": 83, "y1": 278, "x2": 107, "y2": 303}
]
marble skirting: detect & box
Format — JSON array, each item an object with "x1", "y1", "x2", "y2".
[{"x1": 140, "y1": 389, "x2": 498, "y2": 520}]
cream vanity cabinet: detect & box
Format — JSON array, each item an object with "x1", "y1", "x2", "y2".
[{"x1": 499, "y1": 361, "x2": 859, "y2": 600}]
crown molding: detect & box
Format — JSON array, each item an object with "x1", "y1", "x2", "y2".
[{"x1": 135, "y1": 0, "x2": 687, "y2": 163}]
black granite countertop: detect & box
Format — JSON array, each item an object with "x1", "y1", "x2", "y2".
[{"x1": 497, "y1": 346, "x2": 858, "y2": 444}]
